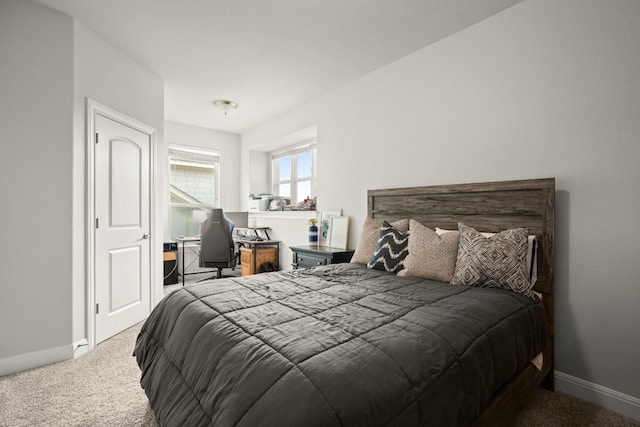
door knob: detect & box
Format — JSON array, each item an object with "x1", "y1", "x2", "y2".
[{"x1": 142, "y1": 233, "x2": 151, "y2": 239}]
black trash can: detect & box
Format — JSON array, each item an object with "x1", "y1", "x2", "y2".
[{"x1": 163, "y1": 242, "x2": 178, "y2": 285}]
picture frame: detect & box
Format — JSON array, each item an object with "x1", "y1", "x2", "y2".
[
  {"x1": 329, "y1": 216, "x2": 349, "y2": 249},
  {"x1": 319, "y1": 209, "x2": 342, "y2": 246}
]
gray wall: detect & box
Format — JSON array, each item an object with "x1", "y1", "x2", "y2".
[
  {"x1": 242, "y1": 0, "x2": 640, "y2": 408},
  {"x1": 0, "y1": 0, "x2": 165, "y2": 369},
  {"x1": 0, "y1": 0, "x2": 74, "y2": 361}
]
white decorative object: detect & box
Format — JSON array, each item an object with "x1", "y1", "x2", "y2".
[
  {"x1": 329, "y1": 217, "x2": 349, "y2": 249},
  {"x1": 319, "y1": 209, "x2": 341, "y2": 246}
]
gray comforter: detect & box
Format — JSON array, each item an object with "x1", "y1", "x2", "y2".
[{"x1": 134, "y1": 263, "x2": 547, "y2": 427}]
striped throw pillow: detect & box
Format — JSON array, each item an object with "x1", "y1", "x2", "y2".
[{"x1": 367, "y1": 221, "x2": 409, "y2": 273}]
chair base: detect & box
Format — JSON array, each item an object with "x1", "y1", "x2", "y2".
[{"x1": 196, "y1": 267, "x2": 236, "y2": 282}]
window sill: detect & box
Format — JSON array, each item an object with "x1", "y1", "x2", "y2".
[{"x1": 248, "y1": 211, "x2": 316, "y2": 219}]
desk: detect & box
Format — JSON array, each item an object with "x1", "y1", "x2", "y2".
[
  {"x1": 175, "y1": 237, "x2": 214, "y2": 286},
  {"x1": 175, "y1": 235, "x2": 280, "y2": 285}
]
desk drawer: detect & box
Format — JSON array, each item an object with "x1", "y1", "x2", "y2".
[{"x1": 295, "y1": 253, "x2": 328, "y2": 269}]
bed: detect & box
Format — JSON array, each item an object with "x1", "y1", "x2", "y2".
[{"x1": 135, "y1": 178, "x2": 555, "y2": 427}]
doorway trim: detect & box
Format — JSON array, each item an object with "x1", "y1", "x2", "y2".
[{"x1": 86, "y1": 98, "x2": 157, "y2": 350}]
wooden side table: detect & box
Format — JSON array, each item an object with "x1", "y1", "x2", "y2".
[
  {"x1": 238, "y1": 239, "x2": 280, "y2": 276},
  {"x1": 290, "y1": 245, "x2": 354, "y2": 270}
]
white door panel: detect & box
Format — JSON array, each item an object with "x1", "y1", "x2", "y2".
[
  {"x1": 109, "y1": 139, "x2": 142, "y2": 227},
  {"x1": 95, "y1": 114, "x2": 151, "y2": 344},
  {"x1": 109, "y1": 246, "x2": 141, "y2": 312}
]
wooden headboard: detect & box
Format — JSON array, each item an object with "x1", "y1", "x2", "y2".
[{"x1": 367, "y1": 177, "x2": 555, "y2": 335}]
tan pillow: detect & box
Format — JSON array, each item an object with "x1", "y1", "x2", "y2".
[
  {"x1": 398, "y1": 219, "x2": 459, "y2": 282},
  {"x1": 351, "y1": 216, "x2": 409, "y2": 264}
]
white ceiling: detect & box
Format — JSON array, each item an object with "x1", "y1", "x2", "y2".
[{"x1": 34, "y1": 0, "x2": 522, "y2": 134}]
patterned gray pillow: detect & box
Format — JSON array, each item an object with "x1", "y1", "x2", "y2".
[
  {"x1": 451, "y1": 222, "x2": 534, "y2": 298},
  {"x1": 367, "y1": 221, "x2": 409, "y2": 273}
]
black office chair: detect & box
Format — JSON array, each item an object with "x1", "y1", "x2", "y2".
[{"x1": 198, "y1": 209, "x2": 236, "y2": 279}]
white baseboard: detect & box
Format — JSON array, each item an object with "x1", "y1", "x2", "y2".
[
  {"x1": 73, "y1": 338, "x2": 89, "y2": 358},
  {"x1": 0, "y1": 344, "x2": 73, "y2": 377},
  {"x1": 555, "y1": 371, "x2": 640, "y2": 422}
]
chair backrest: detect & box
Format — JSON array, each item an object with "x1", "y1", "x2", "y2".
[{"x1": 199, "y1": 209, "x2": 236, "y2": 268}]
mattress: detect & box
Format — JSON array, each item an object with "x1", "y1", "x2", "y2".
[{"x1": 134, "y1": 263, "x2": 547, "y2": 426}]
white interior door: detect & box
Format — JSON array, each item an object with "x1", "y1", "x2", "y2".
[{"x1": 95, "y1": 114, "x2": 151, "y2": 343}]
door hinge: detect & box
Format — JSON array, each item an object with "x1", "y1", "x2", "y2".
[
  {"x1": 96, "y1": 303, "x2": 99, "y2": 314},
  {"x1": 95, "y1": 218, "x2": 99, "y2": 229},
  {"x1": 95, "y1": 132, "x2": 99, "y2": 144}
]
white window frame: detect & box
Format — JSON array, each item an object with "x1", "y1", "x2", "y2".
[
  {"x1": 169, "y1": 144, "x2": 220, "y2": 239},
  {"x1": 271, "y1": 140, "x2": 317, "y2": 204}
]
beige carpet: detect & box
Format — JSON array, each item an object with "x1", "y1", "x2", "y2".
[
  {"x1": 1, "y1": 320, "x2": 638, "y2": 427},
  {"x1": 0, "y1": 322, "x2": 157, "y2": 427}
]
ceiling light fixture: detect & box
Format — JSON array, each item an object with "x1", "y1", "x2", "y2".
[{"x1": 213, "y1": 99, "x2": 238, "y2": 115}]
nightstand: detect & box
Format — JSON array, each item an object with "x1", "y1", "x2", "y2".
[
  {"x1": 290, "y1": 246, "x2": 355, "y2": 270},
  {"x1": 238, "y1": 239, "x2": 280, "y2": 276}
]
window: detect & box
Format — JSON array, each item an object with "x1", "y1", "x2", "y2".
[
  {"x1": 169, "y1": 145, "x2": 219, "y2": 239},
  {"x1": 271, "y1": 141, "x2": 317, "y2": 204}
]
